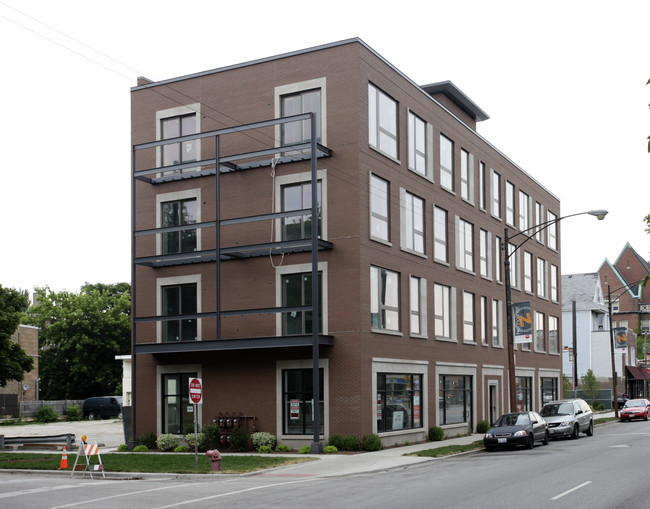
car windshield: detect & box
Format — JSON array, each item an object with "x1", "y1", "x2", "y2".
[
  {"x1": 540, "y1": 403, "x2": 573, "y2": 417},
  {"x1": 624, "y1": 399, "x2": 645, "y2": 408},
  {"x1": 497, "y1": 414, "x2": 530, "y2": 426}
]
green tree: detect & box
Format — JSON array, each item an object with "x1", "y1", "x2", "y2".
[
  {"x1": 562, "y1": 374, "x2": 573, "y2": 398},
  {"x1": 0, "y1": 286, "x2": 34, "y2": 386},
  {"x1": 581, "y1": 369, "x2": 600, "y2": 404},
  {"x1": 25, "y1": 283, "x2": 130, "y2": 399}
]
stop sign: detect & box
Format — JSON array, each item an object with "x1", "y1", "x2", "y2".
[{"x1": 189, "y1": 377, "x2": 203, "y2": 404}]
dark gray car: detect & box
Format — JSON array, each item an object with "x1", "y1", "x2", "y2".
[{"x1": 540, "y1": 398, "x2": 593, "y2": 439}]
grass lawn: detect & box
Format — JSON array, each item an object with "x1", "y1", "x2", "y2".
[{"x1": 0, "y1": 453, "x2": 315, "y2": 474}]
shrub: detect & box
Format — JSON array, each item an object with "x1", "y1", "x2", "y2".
[
  {"x1": 275, "y1": 444, "x2": 291, "y2": 452},
  {"x1": 157, "y1": 434, "x2": 180, "y2": 452},
  {"x1": 117, "y1": 444, "x2": 128, "y2": 452},
  {"x1": 183, "y1": 422, "x2": 196, "y2": 435},
  {"x1": 299, "y1": 446, "x2": 311, "y2": 454},
  {"x1": 327, "y1": 434, "x2": 343, "y2": 450},
  {"x1": 362, "y1": 433, "x2": 383, "y2": 452},
  {"x1": 258, "y1": 445, "x2": 272, "y2": 454},
  {"x1": 339, "y1": 434, "x2": 361, "y2": 452},
  {"x1": 133, "y1": 445, "x2": 148, "y2": 452},
  {"x1": 596, "y1": 403, "x2": 606, "y2": 411},
  {"x1": 428, "y1": 426, "x2": 445, "y2": 441},
  {"x1": 229, "y1": 426, "x2": 250, "y2": 452},
  {"x1": 323, "y1": 445, "x2": 338, "y2": 454},
  {"x1": 64, "y1": 405, "x2": 82, "y2": 422},
  {"x1": 477, "y1": 420, "x2": 490, "y2": 434},
  {"x1": 137, "y1": 431, "x2": 157, "y2": 450},
  {"x1": 202, "y1": 423, "x2": 221, "y2": 450},
  {"x1": 184, "y1": 432, "x2": 207, "y2": 451},
  {"x1": 33, "y1": 406, "x2": 58, "y2": 423},
  {"x1": 174, "y1": 445, "x2": 190, "y2": 453},
  {"x1": 251, "y1": 432, "x2": 277, "y2": 450}
]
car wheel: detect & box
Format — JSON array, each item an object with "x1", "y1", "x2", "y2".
[
  {"x1": 543, "y1": 430, "x2": 550, "y2": 445},
  {"x1": 571, "y1": 424, "x2": 580, "y2": 439},
  {"x1": 586, "y1": 421, "x2": 593, "y2": 437},
  {"x1": 527, "y1": 435, "x2": 534, "y2": 449},
  {"x1": 645, "y1": 413, "x2": 648, "y2": 421}
]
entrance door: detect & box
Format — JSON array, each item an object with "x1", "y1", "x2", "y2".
[{"x1": 489, "y1": 384, "x2": 497, "y2": 425}]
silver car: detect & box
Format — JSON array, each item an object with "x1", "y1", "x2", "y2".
[{"x1": 539, "y1": 398, "x2": 594, "y2": 439}]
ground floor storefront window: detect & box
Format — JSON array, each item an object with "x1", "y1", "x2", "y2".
[
  {"x1": 540, "y1": 377, "x2": 558, "y2": 406},
  {"x1": 516, "y1": 376, "x2": 533, "y2": 411},
  {"x1": 439, "y1": 375, "x2": 472, "y2": 427},
  {"x1": 377, "y1": 373, "x2": 422, "y2": 432},
  {"x1": 162, "y1": 372, "x2": 196, "y2": 434},
  {"x1": 282, "y1": 368, "x2": 324, "y2": 435}
]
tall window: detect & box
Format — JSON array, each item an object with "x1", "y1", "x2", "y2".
[
  {"x1": 492, "y1": 299, "x2": 502, "y2": 347},
  {"x1": 463, "y1": 291, "x2": 475, "y2": 343},
  {"x1": 439, "y1": 375, "x2": 472, "y2": 426},
  {"x1": 283, "y1": 272, "x2": 322, "y2": 335},
  {"x1": 491, "y1": 170, "x2": 501, "y2": 218},
  {"x1": 377, "y1": 373, "x2": 423, "y2": 432},
  {"x1": 523, "y1": 251, "x2": 533, "y2": 293},
  {"x1": 402, "y1": 190, "x2": 425, "y2": 254},
  {"x1": 479, "y1": 162, "x2": 486, "y2": 210},
  {"x1": 457, "y1": 218, "x2": 474, "y2": 272},
  {"x1": 161, "y1": 198, "x2": 197, "y2": 254},
  {"x1": 535, "y1": 311, "x2": 546, "y2": 352},
  {"x1": 370, "y1": 174, "x2": 390, "y2": 242},
  {"x1": 547, "y1": 211, "x2": 558, "y2": 250},
  {"x1": 434, "y1": 206, "x2": 448, "y2": 263},
  {"x1": 162, "y1": 283, "x2": 197, "y2": 342},
  {"x1": 161, "y1": 113, "x2": 197, "y2": 168},
  {"x1": 550, "y1": 264, "x2": 559, "y2": 302},
  {"x1": 368, "y1": 83, "x2": 398, "y2": 159},
  {"x1": 516, "y1": 377, "x2": 533, "y2": 412},
  {"x1": 519, "y1": 191, "x2": 531, "y2": 232},
  {"x1": 440, "y1": 135, "x2": 454, "y2": 191},
  {"x1": 479, "y1": 229, "x2": 489, "y2": 278},
  {"x1": 410, "y1": 276, "x2": 426, "y2": 336},
  {"x1": 434, "y1": 283, "x2": 451, "y2": 338},
  {"x1": 371, "y1": 266, "x2": 400, "y2": 332},
  {"x1": 281, "y1": 88, "x2": 321, "y2": 145},
  {"x1": 535, "y1": 202, "x2": 544, "y2": 243},
  {"x1": 408, "y1": 111, "x2": 427, "y2": 176},
  {"x1": 480, "y1": 296, "x2": 488, "y2": 345},
  {"x1": 537, "y1": 258, "x2": 547, "y2": 298},
  {"x1": 282, "y1": 181, "x2": 322, "y2": 240},
  {"x1": 460, "y1": 149, "x2": 473, "y2": 201},
  {"x1": 541, "y1": 377, "x2": 558, "y2": 405},
  {"x1": 505, "y1": 181, "x2": 515, "y2": 226},
  {"x1": 508, "y1": 243, "x2": 519, "y2": 289},
  {"x1": 282, "y1": 368, "x2": 324, "y2": 435},
  {"x1": 495, "y1": 236, "x2": 502, "y2": 283},
  {"x1": 162, "y1": 372, "x2": 196, "y2": 434}
]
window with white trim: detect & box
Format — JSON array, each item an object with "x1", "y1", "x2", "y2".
[
  {"x1": 460, "y1": 149, "x2": 473, "y2": 202},
  {"x1": 505, "y1": 181, "x2": 515, "y2": 226},
  {"x1": 408, "y1": 111, "x2": 427, "y2": 176},
  {"x1": 537, "y1": 258, "x2": 547, "y2": 298},
  {"x1": 156, "y1": 104, "x2": 201, "y2": 176},
  {"x1": 370, "y1": 174, "x2": 390, "y2": 243},
  {"x1": 456, "y1": 217, "x2": 474, "y2": 272},
  {"x1": 508, "y1": 243, "x2": 520, "y2": 289},
  {"x1": 495, "y1": 236, "x2": 502, "y2": 283},
  {"x1": 549, "y1": 315, "x2": 559, "y2": 353},
  {"x1": 368, "y1": 83, "x2": 398, "y2": 159},
  {"x1": 440, "y1": 134, "x2": 454, "y2": 192},
  {"x1": 275, "y1": 78, "x2": 327, "y2": 147},
  {"x1": 547, "y1": 211, "x2": 558, "y2": 250},
  {"x1": 535, "y1": 311, "x2": 546, "y2": 352},
  {"x1": 519, "y1": 191, "x2": 531, "y2": 233},
  {"x1": 480, "y1": 296, "x2": 488, "y2": 346},
  {"x1": 371, "y1": 266, "x2": 400, "y2": 332},
  {"x1": 535, "y1": 202, "x2": 544, "y2": 243},
  {"x1": 479, "y1": 162, "x2": 486, "y2": 210},
  {"x1": 491, "y1": 170, "x2": 501, "y2": 218},
  {"x1": 523, "y1": 251, "x2": 533, "y2": 293},
  {"x1": 281, "y1": 181, "x2": 322, "y2": 240},
  {"x1": 479, "y1": 229, "x2": 491, "y2": 279},
  {"x1": 401, "y1": 189, "x2": 425, "y2": 255},
  {"x1": 410, "y1": 276, "x2": 427, "y2": 337},
  {"x1": 434, "y1": 206, "x2": 448, "y2": 263},
  {"x1": 463, "y1": 291, "x2": 475, "y2": 343},
  {"x1": 550, "y1": 264, "x2": 559, "y2": 302},
  {"x1": 434, "y1": 283, "x2": 451, "y2": 339},
  {"x1": 492, "y1": 299, "x2": 503, "y2": 347}
]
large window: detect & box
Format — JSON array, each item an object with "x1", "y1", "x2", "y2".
[
  {"x1": 410, "y1": 276, "x2": 426, "y2": 337},
  {"x1": 440, "y1": 135, "x2": 454, "y2": 192},
  {"x1": 508, "y1": 243, "x2": 520, "y2": 289},
  {"x1": 281, "y1": 88, "x2": 321, "y2": 145},
  {"x1": 549, "y1": 315, "x2": 559, "y2": 353},
  {"x1": 492, "y1": 298, "x2": 502, "y2": 347},
  {"x1": 479, "y1": 162, "x2": 486, "y2": 210},
  {"x1": 401, "y1": 190, "x2": 425, "y2": 255},
  {"x1": 161, "y1": 198, "x2": 197, "y2": 254},
  {"x1": 516, "y1": 377, "x2": 533, "y2": 411},
  {"x1": 535, "y1": 311, "x2": 546, "y2": 352},
  {"x1": 537, "y1": 258, "x2": 547, "y2": 298},
  {"x1": 541, "y1": 377, "x2": 558, "y2": 406},
  {"x1": 460, "y1": 149, "x2": 473, "y2": 202},
  {"x1": 547, "y1": 211, "x2": 558, "y2": 250},
  {"x1": 434, "y1": 206, "x2": 448, "y2": 263},
  {"x1": 491, "y1": 170, "x2": 501, "y2": 218},
  {"x1": 463, "y1": 292, "x2": 475, "y2": 343},
  {"x1": 495, "y1": 236, "x2": 502, "y2": 283},
  {"x1": 479, "y1": 229, "x2": 490, "y2": 278},
  {"x1": 161, "y1": 113, "x2": 197, "y2": 169},
  {"x1": 519, "y1": 191, "x2": 531, "y2": 232},
  {"x1": 439, "y1": 375, "x2": 472, "y2": 426},
  {"x1": 370, "y1": 174, "x2": 390, "y2": 242},
  {"x1": 282, "y1": 181, "x2": 322, "y2": 240},
  {"x1": 162, "y1": 283, "x2": 197, "y2": 342},
  {"x1": 505, "y1": 181, "x2": 515, "y2": 226},
  {"x1": 457, "y1": 218, "x2": 473, "y2": 272},
  {"x1": 550, "y1": 264, "x2": 559, "y2": 302},
  {"x1": 535, "y1": 202, "x2": 544, "y2": 243},
  {"x1": 282, "y1": 368, "x2": 324, "y2": 435},
  {"x1": 282, "y1": 272, "x2": 322, "y2": 335},
  {"x1": 377, "y1": 373, "x2": 423, "y2": 432},
  {"x1": 480, "y1": 296, "x2": 488, "y2": 346},
  {"x1": 523, "y1": 251, "x2": 533, "y2": 293},
  {"x1": 434, "y1": 283, "x2": 451, "y2": 338},
  {"x1": 162, "y1": 372, "x2": 196, "y2": 434},
  {"x1": 408, "y1": 111, "x2": 427, "y2": 176},
  {"x1": 368, "y1": 83, "x2": 398, "y2": 159},
  {"x1": 371, "y1": 266, "x2": 400, "y2": 332}
]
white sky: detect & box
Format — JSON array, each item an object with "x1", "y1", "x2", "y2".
[{"x1": 1, "y1": 0, "x2": 648, "y2": 294}]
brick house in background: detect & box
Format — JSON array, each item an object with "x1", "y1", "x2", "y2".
[
  {"x1": 0, "y1": 325, "x2": 39, "y2": 416},
  {"x1": 130, "y1": 38, "x2": 563, "y2": 448}
]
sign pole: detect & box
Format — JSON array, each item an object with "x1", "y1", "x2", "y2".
[
  {"x1": 194, "y1": 403, "x2": 198, "y2": 468},
  {"x1": 188, "y1": 377, "x2": 203, "y2": 469}
]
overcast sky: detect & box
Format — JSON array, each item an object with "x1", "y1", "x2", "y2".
[{"x1": 1, "y1": 0, "x2": 648, "y2": 295}]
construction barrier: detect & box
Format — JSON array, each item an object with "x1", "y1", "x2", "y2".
[{"x1": 71, "y1": 437, "x2": 105, "y2": 479}]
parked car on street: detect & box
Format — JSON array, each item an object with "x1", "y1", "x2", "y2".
[
  {"x1": 82, "y1": 396, "x2": 123, "y2": 420},
  {"x1": 483, "y1": 411, "x2": 549, "y2": 451},
  {"x1": 539, "y1": 398, "x2": 593, "y2": 439},
  {"x1": 620, "y1": 398, "x2": 650, "y2": 422}
]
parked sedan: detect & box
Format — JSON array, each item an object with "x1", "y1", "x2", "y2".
[
  {"x1": 483, "y1": 411, "x2": 549, "y2": 451},
  {"x1": 620, "y1": 398, "x2": 650, "y2": 422}
]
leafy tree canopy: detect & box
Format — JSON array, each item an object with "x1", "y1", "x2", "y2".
[
  {"x1": 0, "y1": 286, "x2": 34, "y2": 387},
  {"x1": 25, "y1": 282, "x2": 131, "y2": 400}
]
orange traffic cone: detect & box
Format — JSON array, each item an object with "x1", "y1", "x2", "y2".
[{"x1": 58, "y1": 446, "x2": 68, "y2": 469}]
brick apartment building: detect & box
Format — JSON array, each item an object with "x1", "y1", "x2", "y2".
[
  {"x1": 130, "y1": 38, "x2": 563, "y2": 448},
  {"x1": 0, "y1": 325, "x2": 39, "y2": 416}
]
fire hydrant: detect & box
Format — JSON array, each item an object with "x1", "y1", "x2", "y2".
[{"x1": 206, "y1": 449, "x2": 222, "y2": 472}]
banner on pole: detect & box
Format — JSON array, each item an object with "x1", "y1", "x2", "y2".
[
  {"x1": 613, "y1": 327, "x2": 627, "y2": 349},
  {"x1": 514, "y1": 302, "x2": 532, "y2": 344}
]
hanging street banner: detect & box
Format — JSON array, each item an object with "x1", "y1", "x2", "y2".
[
  {"x1": 613, "y1": 327, "x2": 627, "y2": 349},
  {"x1": 514, "y1": 302, "x2": 532, "y2": 344}
]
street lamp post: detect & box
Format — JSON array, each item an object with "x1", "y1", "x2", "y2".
[{"x1": 504, "y1": 209, "x2": 607, "y2": 412}]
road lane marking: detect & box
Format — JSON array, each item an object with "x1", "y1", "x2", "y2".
[{"x1": 551, "y1": 481, "x2": 591, "y2": 501}]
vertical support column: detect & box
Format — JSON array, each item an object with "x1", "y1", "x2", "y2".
[
  {"x1": 215, "y1": 135, "x2": 221, "y2": 340},
  {"x1": 130, "y1": 147, "x2": 137, "y2": 449}
]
